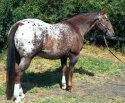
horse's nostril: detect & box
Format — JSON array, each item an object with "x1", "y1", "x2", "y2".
[{"x1": 111, "y1": 32, "x2": 115, "y2": 37}]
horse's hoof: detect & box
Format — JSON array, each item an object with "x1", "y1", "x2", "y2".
[
  {"x1": 67, "y1": 86, "x2": 72, "y2": 92},
  {"x1": 20, "y1": 93, "x2": 25, "y2": 99},
  {"x1": 14, "y1": 96, "x2": 21, "y2": 103},
  {"x1": 62, "y1": 83, "x2": 67, "y2": 90}
]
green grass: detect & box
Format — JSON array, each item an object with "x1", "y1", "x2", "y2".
[
  {"x1": 76, "y1": 55, "x2": 124, "y2": 76},
  {"x1": 0, "y1": 51, "x2": 6, "y2": 65},
  {"x1": 0, "y1": 84, "x2": 5, "y2": 96},
  {"x1": 0, "y1": 51, "x2": 6, "y2": 96},
  {"x1": 28, "y1": 88, "x2": 38, "y2": 94}
]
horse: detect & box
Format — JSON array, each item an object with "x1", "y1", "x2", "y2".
[{"x1": 6, "y1": 8, "x2": 114, "y2": 103}]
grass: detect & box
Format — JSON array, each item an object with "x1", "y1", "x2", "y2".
[
  {"x1": 0, "y1": 84, "x2": 5, "y2": 96},
  {"x1": 0, "y1": 51, "x2": 6, "y2": 69},
  {"x1": 77, "y1": 55, "x2": 124, "y2": 76},
  {"x1": 0, "y1": 45, "x2": 125, "y2": 102}
]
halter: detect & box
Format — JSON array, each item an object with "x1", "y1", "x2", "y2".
[
  {"x1": 97, "y1": 14, "x2": 112, "y2": 32},
  {"x1": 99, "y1": 21, "x2": 112, "y2": 30}
]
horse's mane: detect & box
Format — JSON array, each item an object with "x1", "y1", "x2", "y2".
[
  {"x1": 75, "y1": 12, "x2": 97, "y2": 16},
  {"x1": 59, "y1": 12, "x2": 98, "y2": 23}
]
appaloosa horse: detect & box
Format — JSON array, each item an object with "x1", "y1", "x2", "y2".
[{"x1": 6, "y1": 8, "x2": 114, "y2": 103}]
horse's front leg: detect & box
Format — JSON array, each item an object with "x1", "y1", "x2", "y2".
[
  {"x1": 68, "y1": 53, "x2": 79, "y2": 92},
  {"x1": 14, "y1": 57, "x2": 31, "y2": 103},
  {"x1": 61, "y1": 56, "x2": 67, "y2": 90}
]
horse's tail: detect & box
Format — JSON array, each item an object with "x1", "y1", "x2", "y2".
[{"x1": 6, "y1": 22, "x2": 23, "y2": 99}]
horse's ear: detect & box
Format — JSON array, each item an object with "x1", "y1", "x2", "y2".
[
  {"x1": 95, "y1": 8, "x2": 108, "y2": 20},
  {"x1": 99, "y1": 8, "x2": 108, "y2": 15}
]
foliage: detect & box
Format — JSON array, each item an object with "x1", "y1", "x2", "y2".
[{"x1": 0, "y1": 0, "x2": 125, "y2": 50}]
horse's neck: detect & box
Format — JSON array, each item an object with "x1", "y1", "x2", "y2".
[
  {"x1": 81, "y1": 19, "x2": 97, "y2": 36},
  {"x1": 67, "y1": 14, "x2": 97, "y2": 37}
]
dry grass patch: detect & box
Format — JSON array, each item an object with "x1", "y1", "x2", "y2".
[{"x1": 82, "y1": 44, "x2": 125, "y2": 63}]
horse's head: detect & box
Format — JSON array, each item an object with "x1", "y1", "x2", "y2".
[{"x1": 95, "y1": 8, "x2": 115, "y2": 37}]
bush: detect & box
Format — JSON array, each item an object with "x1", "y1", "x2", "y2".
[{"x1": 0, "y1": 0, "x2": 125, "y2": 50}]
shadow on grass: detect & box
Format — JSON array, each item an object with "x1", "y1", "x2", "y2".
[
  {"x1": 75, "y1": 67, "x2": 94, "y2": 76},
  {"x1": 22, "y1": 67, "x2": 94, "y2": 93}
]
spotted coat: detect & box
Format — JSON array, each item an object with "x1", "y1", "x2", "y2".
[{"x1": 14, "y1": 19, "x2": 74, "y2": 58}]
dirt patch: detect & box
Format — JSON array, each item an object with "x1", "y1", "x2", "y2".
[
  {"x1": 75, "y1": 77, "x2": 125, "y2": 100},
  {"x1": 20, "y1": 74, "x2": 125, "y2": 102}
]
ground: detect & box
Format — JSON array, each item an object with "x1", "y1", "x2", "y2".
[{"x1": 0, "y1": 45, "x2": 125, "y2": 103}]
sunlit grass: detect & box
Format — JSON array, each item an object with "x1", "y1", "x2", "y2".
[
  {"x1": 76, "y1": 55, "x2": 124, "y2": 75},
  {"x1": 0, "y1": 51, "x2": 6, "y2": 69},
  {"x1": 0, "y1": 83, "x2": 5, "y2": 96}
]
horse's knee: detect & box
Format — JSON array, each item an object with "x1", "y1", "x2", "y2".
[
  {"x1": 15, "y1": 57, "x2": 31, "y2": 83},
  {"x1": 70, "y1": 68, "x2": 74, "y2": 73}
]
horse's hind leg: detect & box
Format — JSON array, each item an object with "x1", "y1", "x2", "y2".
[
  {"x1": 14, "y1": 57, "x2": 31, "y2": 103},
  {"x1": 61, "y1": 56, "x2": 67, "y2": 90},
  {"x1": 68, "y1": 53, "x2": 79, "y2": 92}
]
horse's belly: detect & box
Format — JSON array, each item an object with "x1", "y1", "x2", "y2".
[{"x1": 37, "y1": 50, "x2": 69, "y2": 59}]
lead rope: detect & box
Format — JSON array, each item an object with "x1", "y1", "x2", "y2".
[{"x1": 103, "y1": 35, "x2": 125, "y2": 64}]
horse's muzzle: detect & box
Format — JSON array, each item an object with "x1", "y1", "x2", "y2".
[{"x1": 106, "y1": 31, "x2": 115, "y2": 38}]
